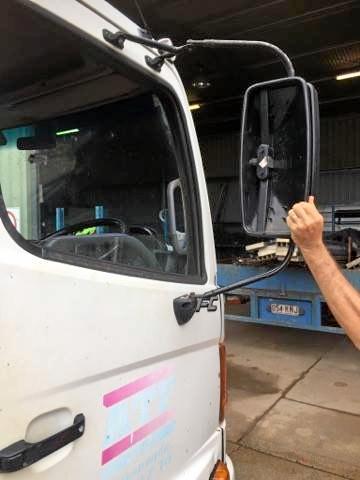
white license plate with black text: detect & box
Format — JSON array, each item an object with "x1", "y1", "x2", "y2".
[{"x1": 270, "y1": 303, "x2": 300, "y2": 316}]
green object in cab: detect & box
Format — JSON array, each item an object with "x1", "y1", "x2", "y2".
[{"x1": 75, "y1": 226, "x2": 96, "y2": 236}]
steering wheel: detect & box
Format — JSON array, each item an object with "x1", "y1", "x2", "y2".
[
  {"x1": 42, "y1": 217, "x2": 127, "y2": 240},
  {"x1": 97, "y1": 235, "x2": 160, "y2": 269},
  {"x1": 40, "y1": 217, "x2": 160, "y2": 270}
]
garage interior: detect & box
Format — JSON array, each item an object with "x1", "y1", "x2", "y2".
[{"x1": 110, "y1": 1, "x2": 360, "y2": 478}]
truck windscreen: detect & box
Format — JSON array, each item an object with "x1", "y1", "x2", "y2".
[
  {"x1": 0, "y1": 92, "x2": 196, "y2": 278},
  {"x1": 0, "y1": 0, "x2": 200, "y2": 280}
]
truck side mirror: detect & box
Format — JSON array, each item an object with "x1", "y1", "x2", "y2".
[{"x1": 240, "y1": 77, "x2": 319, "y2": 238}]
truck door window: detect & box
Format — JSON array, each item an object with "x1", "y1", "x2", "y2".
[{"x1": 0, "y1": 93, "x2": 199, "y2": 279}]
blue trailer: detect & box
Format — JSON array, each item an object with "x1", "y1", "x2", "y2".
[{"x1": 218, "y1": 263, "x2": 360, "y2": 334}]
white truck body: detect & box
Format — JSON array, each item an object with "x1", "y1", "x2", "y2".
[{"x1": 0, "y1": 0, "x2": 234, "y2": 479}]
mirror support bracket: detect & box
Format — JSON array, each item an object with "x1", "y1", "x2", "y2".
[
  {"x1": 102, "y1": 31, "x2": 295, "y2": 78},
  {"x1": 174, "y1": 241, "x2": 295, "y2": 325}
]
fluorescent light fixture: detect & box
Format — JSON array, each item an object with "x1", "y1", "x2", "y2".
[
  {"x1": 189, "y1": 104, "x2": 201, "y2": 111},
  {"x1": 56, "y1": 128, "x2": 80, "y2": 136},
  {"x1": 336, "y1": 70, "x2": 360, "y2": 81}
]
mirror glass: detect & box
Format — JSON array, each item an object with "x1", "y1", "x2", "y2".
[{"x1": 240, "y1": 77, "x2": 318, "y2": 237}]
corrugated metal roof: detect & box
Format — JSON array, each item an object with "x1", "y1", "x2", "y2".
[{"x1": 108, "y1": 0, "x2": 360, "y2": 125}]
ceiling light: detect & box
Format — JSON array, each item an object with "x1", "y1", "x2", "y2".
[
  {"x1": 336, "y1": 70, "x2": 360, "y2": 81},
  {"x1": 56, "y1": 128, "x2": 80, "y2": 136},
  {"x1": 192, "y1": 79, "x2": 211, "y2": 89},
  {"x1": 189, "y1": 104, "x2": 201, "y2": 111}
]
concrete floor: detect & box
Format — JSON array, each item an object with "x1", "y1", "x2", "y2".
[{"x1": 225, "y1": 320, "x2": 360, "y2": 479}]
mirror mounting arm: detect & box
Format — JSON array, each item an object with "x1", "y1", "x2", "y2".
[
  {"x1": 102, "y1": 31, "x2": 295, "y2": 78},
  {"x1": 174, "y1": 241, "x2": 295, "y2": 325},
  {"x1": 186, "y1": 40, "x2": 295, "y2": 77}
]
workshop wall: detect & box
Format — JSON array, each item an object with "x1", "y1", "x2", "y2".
[{"x1": 199, "y1": 113, "x2": 360, "y2": 208}]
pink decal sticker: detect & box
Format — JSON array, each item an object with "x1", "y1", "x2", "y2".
[
  {"x1": 103, "y1": 366, "x2": 172, "y2": 408},
  {"x1": 101, "y1": 410, "x2": 173, "y2": 465}
]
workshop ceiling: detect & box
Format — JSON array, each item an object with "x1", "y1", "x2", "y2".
[{"x1": 108, "y1": 0, "x2": 360, "y2": 130}]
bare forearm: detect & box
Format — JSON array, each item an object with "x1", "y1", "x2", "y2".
[{"x1": 302, "y1": 243, "x2": 360, "y2": 348}]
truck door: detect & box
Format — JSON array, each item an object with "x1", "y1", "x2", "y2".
[{"x1": 0, "y1": 1, "x2": 222, "y2": 479}]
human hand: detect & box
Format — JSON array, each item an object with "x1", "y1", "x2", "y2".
[{"x1": 286, "y1": 196, "x2": 324, "y2": 252}]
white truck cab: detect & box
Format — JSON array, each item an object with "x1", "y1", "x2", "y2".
[
  {"x1": 0, "y1": 1, "x2": 234, "y2": 478},
  {"x1": 0, "y1": 1, "x2": 319, "y2": 478}
]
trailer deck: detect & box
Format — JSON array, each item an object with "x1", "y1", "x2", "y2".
[{"x1": 219, "y1": 264, "x2": 360, "y2": 333}]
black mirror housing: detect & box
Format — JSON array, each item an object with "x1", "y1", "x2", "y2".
[{"x1": 240, "y1": 76, "x2": 319, "y2": 238}]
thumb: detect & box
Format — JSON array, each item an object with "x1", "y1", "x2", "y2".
[{"x1": 308, "y1": 195, "x2": 315, "y2": 204}]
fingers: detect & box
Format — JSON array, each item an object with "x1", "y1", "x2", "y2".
[
  {"x1": 291, "y1": 196, "x2": 319, "y2": 222},
  {"x1": 287, "y1": 208, "x2": 299, "y2": 224},
  {"x1": 286, "y1": 213, "x2": 297, "y2": 230},
  {"x1": 287, "y1": 196, "x2": 323, "y2": 234},
  {"x1": 292, "y1": 202, "x2": 312, "y2": 223},
  {"x1": 287, "y1": 196, "x2": 324, "y2": 250}
]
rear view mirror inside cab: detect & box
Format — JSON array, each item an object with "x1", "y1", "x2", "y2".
[
  {"x1": 240, "y1": 77, "x2": 319, "y2": 238},
  {"x1": 17, "y1": 135, "x2": 56, "y2": 150}
]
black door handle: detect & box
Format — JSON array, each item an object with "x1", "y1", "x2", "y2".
[{"x1": 0, "y1": 413, "x2": 85, "y2": 473}]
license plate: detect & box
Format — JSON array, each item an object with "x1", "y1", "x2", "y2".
[{"x1": 270, "y1": 303, "x2": 300, "y2": 316}]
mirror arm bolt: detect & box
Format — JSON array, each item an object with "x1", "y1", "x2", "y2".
[{"x1": 102, "y1": 29, "x2": 125, "y2": 49}]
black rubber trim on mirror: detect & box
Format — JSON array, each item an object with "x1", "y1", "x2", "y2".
[
  {"x1": 307, "y1": 83, "x2": 320, "y2": 196},
  {"x1": 0, "y1": 414, "x2": 85, "y2": 473}
]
